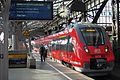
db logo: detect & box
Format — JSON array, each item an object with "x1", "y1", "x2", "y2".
[{"x1": 94, "y1": 49, "x2": 101, "y2": 53}]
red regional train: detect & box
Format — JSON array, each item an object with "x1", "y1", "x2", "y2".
[{"x1": 32, "y1": 22, "x2": 115, "y2": 76}]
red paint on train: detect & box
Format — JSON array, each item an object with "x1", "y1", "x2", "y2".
[{"x1": 32, "y1": 23, "x2": 115, "y2": 76}]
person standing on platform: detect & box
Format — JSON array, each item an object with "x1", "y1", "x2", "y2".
[
  {"x1": 40, "y1": 45, "x2": 45, "y2": 62},
  {"x1": 43, "y1": 47, "x2": 48, "y2": 62}
]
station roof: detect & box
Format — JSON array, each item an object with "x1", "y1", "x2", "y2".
[
  {"x1": 0, "y1": 0, "x2": 113, "y2": 38},
  {"x1": 0, "y1": 0, "x2": 73, "y2": 37}
]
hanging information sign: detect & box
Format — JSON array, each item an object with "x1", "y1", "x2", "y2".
[{"x1": 9, "y1": 1, "x2": 53, "y2": 20}]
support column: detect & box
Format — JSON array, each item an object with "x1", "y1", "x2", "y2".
[
  {"x1": 116, "y1": 0, "x2": 120, "y2": 48},
  {"x1": 112, "y1": 0, "x2": 117, "y2": 55},
  {"x1": 0, "y1": 0, "x2": 11, "y2": 80},
  {"x1": 112, "y1": 0, "x2": 120, "y2": 62}
]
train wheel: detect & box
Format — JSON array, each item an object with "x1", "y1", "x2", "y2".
[
  {"x1": 61, "y1": 60, "x2": 65, "y2": 65},
  {"x1": 66, "y1": 63, "x2": 71, "y2": 68},
  {"x1": 71, "y1": 65, "x2": 75, "y2": 70}
]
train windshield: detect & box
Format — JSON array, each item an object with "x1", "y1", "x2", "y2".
[{"x1": 80, "y1": 27, "x2": 105, "y2": 46}]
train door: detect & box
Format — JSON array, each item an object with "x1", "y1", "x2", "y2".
[
  {"x1": 66, "y1": 36, "x2": 74, "y2": 62},
  {"x1": 59, "y1": 36, "x2": 68, "y2": 62}
]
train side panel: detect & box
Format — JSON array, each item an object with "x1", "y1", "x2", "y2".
[{"x1": 32, "y1": 23, "x2": 115, "y2": 76}]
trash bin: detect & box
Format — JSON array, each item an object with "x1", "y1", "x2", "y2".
[{"x1": 29, "y1": 58, "x2": 36, "y2": 69}]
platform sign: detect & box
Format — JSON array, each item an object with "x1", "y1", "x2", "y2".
[{"x1": 9, "y1": 1, "x2": 53, "y2": 20}]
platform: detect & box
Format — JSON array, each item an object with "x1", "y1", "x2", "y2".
[
  {"x1": 9, "y1": 57, "x2": 93, "y2": 80},
  {"x1": 9, "y1": 52, "x2": 120, "y2": 80}
]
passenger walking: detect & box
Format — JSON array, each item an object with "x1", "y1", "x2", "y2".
[
  {"x1": 43, "y1": 48, "x2": 47, "y2": 62},
  {"x1": 40, "y1": 45, "x2": 45, "y2": 62}
]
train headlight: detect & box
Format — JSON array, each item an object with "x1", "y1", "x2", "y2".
[
  {"x1": 105, "y1": 46, "x2": 109, "y2": 52},
  {"x1": 84, "y1": 46, "x2": 89, "y2": 53}
]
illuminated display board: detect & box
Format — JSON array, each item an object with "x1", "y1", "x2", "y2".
[{"x1": 9, "y1": 1, "x2": 53, "y2": 20}]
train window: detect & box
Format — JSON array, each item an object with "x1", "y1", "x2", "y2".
[
  {"x1": 56, "y1": 44, "x2": 60, "y2": 50},
  {"x1": 66, "y1": 36, "x2": 74, "y2": 52},
  {"x1": 67, "y1": 43, "x2": 74, "y2": 52},
  {"x1": 60, "y1": 45, "x2": 65, "y2": 51},
  {"x1": 52, "y1": 44, "x2": 60, "y2": 50},
  {"x1": 52, "y1": 44, "x2": 56, "y2": 50},
  {"x1": 52, "y1": 36, "x2": 72, "y2": 51},
  {"x1": 80, "y1": 27, "x2": 105, "y2": 46},
  {"x1": 63, "y1": 44, "x2": 68, "y2": 51}
]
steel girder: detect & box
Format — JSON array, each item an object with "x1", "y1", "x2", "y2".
[{"x1": 112, "y1": 0, "x2": 120, "y2": 61}]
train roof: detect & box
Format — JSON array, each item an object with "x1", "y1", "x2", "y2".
[
  {"x1": 34, "y1": 22, "x2": 106, "y2": 43},
  {"x1": 71, "y1": 22, "x2": 103, "y2": 28},
  {"x1": 69, "y1": 22, "x2": 105, "y2": 31}
]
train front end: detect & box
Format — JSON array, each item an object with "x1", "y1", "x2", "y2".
[{"x1": 74, "y1": 23, "x2": 115, "y2": 76}]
